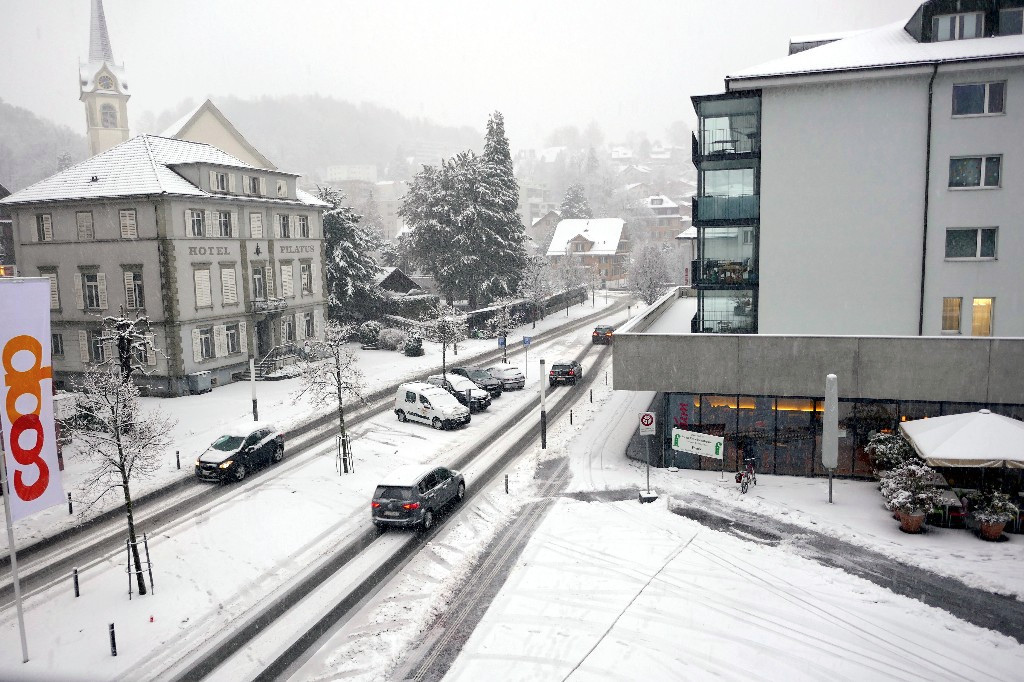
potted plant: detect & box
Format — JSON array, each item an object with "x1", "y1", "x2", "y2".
[
  {"x1": 865, "y1": 432, "x2": 919, "y2": 477},
  {"x1": 971, "y1": 491, "x2": 1018, "y2": 541},
  {"x1": 881, "y1": 462, "x2": 942, "y2": 533}
]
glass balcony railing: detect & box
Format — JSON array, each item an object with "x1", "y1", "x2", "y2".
[
  {"x1": 693, "y1": 129, "x2": 761, "y2": 158},
  {"x1": 692, "y1": 259, "x2": 758, "y2": 286},
  {"x1": 693, "y1": 195, "x2": 759, "y2": 222}
]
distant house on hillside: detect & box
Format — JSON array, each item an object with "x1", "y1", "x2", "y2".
[
  {"x1": 527, "y1": 210, "x2": 560, "y2": 254},
  {"x1": 546, "y1": 218, "x2": 629, "y2": 284},
  {"x1": 646, "y1": 195, "x2": 684, "y2": 241}
]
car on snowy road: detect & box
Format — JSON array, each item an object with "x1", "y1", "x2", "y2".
[
  {"x1": 371, "y1": 464, "x2": 466, "y2": 531},
  {"x1": 486, "y1": 364, "x2": 526, "y2": 390},
  {"x1": 195, "y1": 421, "x2": 284, "y2": 483},
  {"x1": 450, "y1": 366, "x2": 503, "y2": 398},
  {"x1": 548, "y1": 360, "x2": 583, "y2": 387},
  {"x1": 426, "y1": 374, "x2": 492, "y2": 412}
]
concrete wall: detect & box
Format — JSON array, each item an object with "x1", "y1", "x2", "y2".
[
  {"x1": 757, "y1": 73, "x2": 930, "y2": 335},
  {"x1": 614, "y1": 327, "x2": 1024, "y2": 405}
]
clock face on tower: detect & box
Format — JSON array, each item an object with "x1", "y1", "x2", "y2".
[{"x1": 98, "y1": 75, "x2": 114, "y2": 90}]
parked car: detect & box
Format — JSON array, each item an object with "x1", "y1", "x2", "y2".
[
  {"x1": 427, "y1": 374, "x2": 492, "y2": 412},
  {"x1": 592, "y1": 324, "x2": 615, "y2": 344},
  {"x1": 451, "y1": 366, "x2": 503, "y2": 397},
  {"x1": 486, "y1": 364, "x2": 526, "y2": 390},
  {"x1": 195, "y1": 421, "x2": 284, "y2": 483},
  {"x1": 394, "y1": 382, "x2": 470, "y2": 430},
  {"x1": 371, "y1": 464, "x2": 466, "y2": 531},
  {"x1": 549, "y1": 360, "x2": 583, "y2": 387}
]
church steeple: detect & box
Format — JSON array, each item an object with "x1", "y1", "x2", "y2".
[{"x1": 80, "y1": 0, "x2": 130, "y2": 156}]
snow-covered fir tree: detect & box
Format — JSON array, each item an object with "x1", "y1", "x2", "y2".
[
  {"x1": 477, "y1": 111, "x2": 528, "y2": 300},
  {"x1": 628, "y1": 240, "x2": 670, "y2": 304},
  {"x1": 560, "y1": 183, "x2": 593, "y2": 219},
  {"x1": 318, "y1": 186, "x2": 383, "y2": 321}
]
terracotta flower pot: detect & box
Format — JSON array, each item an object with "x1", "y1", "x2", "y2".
[
  {"x1": 898, "y1": 511, "x2": 926, "y2": 533},
  {"x1": 980, "y1": 521, "x2": 1006, "y2": 541}
]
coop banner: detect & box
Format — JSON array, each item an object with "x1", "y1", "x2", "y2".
[{"x1": 0, "y1": 278, "x2": 65, "y2": 521}]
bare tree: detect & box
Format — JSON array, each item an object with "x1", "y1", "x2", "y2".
[
  {"x1": 556, "y1": 250, "x2": 588, "y2": 315},
  {"x1": 293, "y1": 321, "x2": 364, "y2": 473},
  {"x1": 72, "y1": 365, "x2": 174, "y2": 596},
  {"x1": 421, "y1": 303, "x2": 468, "y2": 377},
  {"x1": 628, "y1": 240, "x2": 671, "y2": 304},
  {"x1": 487, "y1": 299, "x2": 522, "y2": 361},
  {"x1": 518, "y1": 255, "x2": 552, "y2": 329}
]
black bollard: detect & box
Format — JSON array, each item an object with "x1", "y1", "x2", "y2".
[
  {"x1": 73, "y1": 568, "x2": 80, "y2": 597},
  {"x1": 590, "y1": 388, "x2": 593, "y2": 403},
  {"x1": 504, "y1": 474, "x2": 509, "y2": 494},
  {"x1": 109, "y1": 623, "x2": 117, "y2": 656},
  {"x1": 67, "y1": 492, "x2": 73, "y2": 515},
  {"x1": 176, "y1": 450, "x2": 180, "y2": 470},
  {"x1": 570, "y1": 409, "x2": 573, "y2": 425}
]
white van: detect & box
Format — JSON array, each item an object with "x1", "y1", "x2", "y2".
[{"x1": 394, "y1": 381, "x2": 471, "y2": 430}]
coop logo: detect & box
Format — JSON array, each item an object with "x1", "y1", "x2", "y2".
[{"x1": 3, "y1": 335, "x2": 52, "y2": 501}]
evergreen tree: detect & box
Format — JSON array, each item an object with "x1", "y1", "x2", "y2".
[
  {"x1": 560, "y1": 183, "x2": 593, "y2": 219},
  {"x1": 318, "y1": 186, "x2": 383, "y2": 321}
]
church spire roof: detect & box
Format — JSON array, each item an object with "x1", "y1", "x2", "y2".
[{"x1": 89, "y1": 0, "x2": 115, "y2": 63}]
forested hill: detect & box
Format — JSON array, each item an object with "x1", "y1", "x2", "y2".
[
  {"x1": 147, "y1": 94, "x2": 482, "y2": 180},
  {"x1": 0, "y1": 99, "x2": 89, "y2": 192}
]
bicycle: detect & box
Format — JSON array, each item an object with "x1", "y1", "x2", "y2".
[{"x1": 735, "y1": 458, "x2": 757, "y2": 494}]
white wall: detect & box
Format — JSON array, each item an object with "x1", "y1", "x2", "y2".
[
  {"x1": 924, "y1": 63, "x2": 1024, "y2": 337},
  {"x1": 757, "y1": 74, "x2": 930, "y2": 335}
]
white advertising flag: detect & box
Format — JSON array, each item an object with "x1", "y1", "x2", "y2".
[{"x1": 0, "y1": 278, "x2": 65, "y2": 521}]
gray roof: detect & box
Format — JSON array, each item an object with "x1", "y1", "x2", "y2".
[
  {"x1": 730, "y1": 21, "x2": 1024, "y2": 83},
  {"x1": 1, "y1": 135, "x2": 326, "y2": 208}
]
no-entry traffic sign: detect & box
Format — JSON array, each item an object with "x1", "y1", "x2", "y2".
[{"x1": 639, "y1": 412, "x2": 656, "y2": 436}]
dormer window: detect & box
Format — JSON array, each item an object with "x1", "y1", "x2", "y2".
[
  {"x1": 651, "y1": 198, "x2": 663, "y2": 206},
  {"x1": 932, "y1": 12, "x2": 983, "y2": 41},
  {"x1": 98, "y1": 75, "x2": 114, "y2": 90},
  {"x1": 213, "y1": 172, "x2": 229, "y2": 192}
]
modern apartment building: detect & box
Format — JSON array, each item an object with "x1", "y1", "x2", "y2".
[
  {"x1": 1, "y1": 135, "x2": 329, "y2": 396},
  {"x1": 615, "y1": 0, "x2": 1024, "y2": 478}
]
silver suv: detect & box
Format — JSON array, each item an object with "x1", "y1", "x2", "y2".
[{"x1": 371, "y1": 465, "x2": 466, "y2": 531}]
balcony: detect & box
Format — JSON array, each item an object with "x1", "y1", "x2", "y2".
[
  {"x1": 692, "y1": 130, "x2": 761, "y2": 160},
  {"x1": 693, "y1": 195, "x2": 759, "y2": 223},
  {"x1": 692, "y1": 259, "x2": 758, "y2": 287},
  {"x1": 252, "y1": 297, "x2": 287, "y2": 314}
]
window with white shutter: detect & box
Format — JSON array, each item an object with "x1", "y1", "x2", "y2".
[
  {"x1": 221, "y1": 267, "x2": 238, "y2": 304},
  {"x1": 277, "y1": 180, "x2": 287, "y2": 198},
  {"x1": 194, "y1": 269, "x2": 212, "y2": 307},
  {"x1": 74, "y1": 274, "x2": 85, "y2": 310},
  {"x1": 217, "y1": 210, "x2": 232, "y2": 237},
  {"x1": 124, "y1": 271, "x2": 137, "y2": 309},
  {"x1": 313, "y1": 308, "x2": 323, "y2": 339},
  {"x1": 258, "y1": 177, "x2": 267, "y2": 196},
  {"x1": 214, "y1": 325, "x2": 227, "y2": 357},
  {"x1": 230, "y1": 210, "x2": 238, "y2": 238},
  {"x1": 97, "y1": 272, "x2": 108, "y2": 309},
  {"x1": 76, "y1": 212, "x2": 94, "y2": 240},
  {"x1": 249, "y1": 212, "x2": 263, "y2": 238},
  {"x1": 228, "y1": 174, "x2": 237, "y2": 193},
  {"x1": 36, "y1": 214, "x2": 53, "y2": 242},
  {"x1": 192, "y1": 328, "x2": 202, "y2": 363},
  {"x1": 239, "y1": 321, "x2": 248, "y2": 355},
  {"x1": 46, "y1": 272, "x2": 60, "y2": 309},
  {"x1": 203, "y1": 210, "x2": 213, "y2": 235},
  {"x1": 78, "y1": 330, "x2": 89, "y2": 364},
  {"x1": 119, "y1": 209, "x2": 138, "y2": 239},
  {"x1": 146, "y1": 333, "x2": 157, "y2": 366},
  {"x1": 188, "y1": 209, "x2": 205, "y2": 237},
  {"x1": 265, "y1": 265, "x2": 275, "y2": 297},
  {"x1": 281, "y1": 263, "x2": 294, "y2": 297},
  {"x1": 289, "y1": 215, "x2": 297, "y2": 238}
]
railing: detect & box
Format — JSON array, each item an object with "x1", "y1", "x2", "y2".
[
  {"x1": 692, "y1": 259, "x2": 757, "y2": 286},
  {"x1": 693, "y1": 129, "x2": 760, "y2": 158},
  {"x1": 693, "y1": 195, "x2": 759, "y2": 222},
  {"x1": 252, "y1": 297, "x2": 287, "y2": 314}
]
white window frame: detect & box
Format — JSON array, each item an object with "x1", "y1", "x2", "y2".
[
  {"x1": 76, "y1": 212, "x2": 94, "y2": 240},
  {"x1": 277, "y1": 179, "x2": 287, "y2": 198},
  {"x1": 941, "y1": 297, "x2": 962, "y2": 334},
  {"x1": 221, "y1": 266, "x2": 238, "y2": 304},
  {"x1": 36, "y1": 214, "x2": 53, "y2": 242},
  {"x1": 944, "y1": 227, "x2": 997, "y2": 260},
  {"x1": 119, "y1": 209, "x2": 138, "y2": 239},
  {"x1": 249, "y1": 212, "x2": 264, "y2": 238},
  {"x1": 252, "y1": 266, "x2": 266, "y2": 300},
  {"x1": 281, "y1": 262, "x2": 294, "y2": 297},
  {"x1": 213, "y1": 171, "x2": 229, "y2": 192},
  {"x1": 300, "y1": 262, "x2": 313, "y2": 294},
  {"x1": 297, "y1": 215, "x2": 309, "y2": 238},
  {"x1": 948, "y1": 155, "x2": 1001, "y2": 189},
  {"x1": 217, "y1": 210, "x2": 232, "y2": 237},
  {"x1": 304, "y1": 312, "x2": 315, "y2": 339},
  {"x1": 89, "y1": 330, "x2": 108, "y2": 363},
  {"x1": 952, "y1": 81, "x2": 1006, "y2": 117},
  {"x1": 83, "y1": 272, "x2": 106, "y2": 309},
  {"x1": 225, "y1": 323, "x2": 241, "y2": 354},
  {"x1": 933, "y1": 12, "x2": 984, "y2": 41},
  {"x1": 279, "y1": 214, "x2": 291, "y2": 238},
  {"x1": 123, "y1": 270, "x2": 144, "y2": 309},
  {"x1": 45, "y1": 272, "x2": 60, "y2": 310},
  {"x1": 199, "y1": 327, "x2": 214, "y2": 359},
  {"x1": 189, "y1": 209, "x2": 205, "y2": 237},
  {"x1": 194, "y1": 268, "x2": 213, "y2": 308},
  {"x1": 51, "y1": 333, "x2": 65, "y2": 357}
]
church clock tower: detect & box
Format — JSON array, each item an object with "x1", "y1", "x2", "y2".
[{"x1": 80, "y1": 0, "x2": 130, "y2": 156}]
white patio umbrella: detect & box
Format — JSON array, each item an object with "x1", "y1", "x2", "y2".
[{"x1": 899, "y1": 409, "x2": 1024, "y2": 469}]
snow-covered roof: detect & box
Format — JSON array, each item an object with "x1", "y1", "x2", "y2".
[
  {"x1": 160, "y1": 99, "x2": 278, "y2": 170},
  {"x1": 1, "y1": 135, "x2": 326, "y2": 208},
  {"x1": 646, "y1": 194, "x2": 677, "y2": 209},
  {"x1": 546, "y1": 219, "x2": 626, "y2": 257},
  {"x1": 789, "y1": 29, "x2": 867, "y2": 45},
  {"x1": 676, "y1": 226, "x2": 697, "y2": 240},
  {"x1": 731, "y1": 21, "x2": 1024, "y2": 83}
]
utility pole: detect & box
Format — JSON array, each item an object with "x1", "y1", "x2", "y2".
[{"x1": 540, "y1": 359, "x2": 547, "y2": 449}]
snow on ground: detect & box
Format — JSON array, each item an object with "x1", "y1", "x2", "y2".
[
  {"x1": 294, "y1": 372, "x2": 1024, "y2": 682},
  {"x1": 0, "y1": 294, "x2": 625, "y2": 554}
]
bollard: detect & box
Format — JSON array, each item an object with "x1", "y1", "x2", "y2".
[
  {"x1": 67, "y1": 492, "x2": 73, "y2": 515},
  {"x1": 176, "y1": 450, "x2": 180, "y2": 470},
  {"x1": 590, "y1": 388, "x2": 593, "y2": 403},
  {"x1": 109, "y1": 623, "x2": 117, "y2": 656},
  {"x1": 605, "y1": 371, "x2": 608, "y2": 386},
  {"x1": 570, "y1": 409, "x2": 573, "y2": 425},
  {"x1": 504, "y1": 474, "x2": 509, "y2": 494},
  {"x1": 73, "y1": 568, "x2": 80, "y2": 597}
]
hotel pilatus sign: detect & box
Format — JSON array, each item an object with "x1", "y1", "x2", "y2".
[{"x1": 0, "y1": 278, "x2": 65, "y2": 520}]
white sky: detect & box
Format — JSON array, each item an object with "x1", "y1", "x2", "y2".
[{"x1": 0, "y1": 0, "x2": 923, "y2": 148}]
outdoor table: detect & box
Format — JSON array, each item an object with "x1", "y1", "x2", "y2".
[{"x1": 933, "y1": 488, "x2": 963, "y2": 527}]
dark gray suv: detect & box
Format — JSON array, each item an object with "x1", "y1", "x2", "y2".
[{"x1": 371, "y1": 465, "x2": 466, "y2": 531}]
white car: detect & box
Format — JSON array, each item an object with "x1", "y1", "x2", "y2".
[
  {"x1": 394, "y1": 382, "x2": 470, "y2": 430},
  {"x1": 426, "y1": 374, "x2": 492, "y2": 412},
  {"x1": 486, "y1": 365, "x2": 526, "y2": 390}
]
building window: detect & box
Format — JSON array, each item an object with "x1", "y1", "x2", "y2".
[
  {"x1": 189, "y1": 209, "x2": 206, "y2": 237},
  {"x1": 45, "y1": 272, "x2": 60, "y2": 309},
  {"x1": 213, "y1": 172, "x2": 228, "y2": 192},
  {"x1": 284, "y1": 316, "x2": 296, "y2": 342},
  {"x1": 217, "y1": 210, "x2": 232, "y2": 237},
  {"x1": 702, "y1": 167, "x2": 755, "y2": 196},
  {"x1": 933, "y1": 12, "x2": 984, "y2": 41},
  {"x1": 279, "y1": 214, "x2": 291, "y2": 238},
  {"x1": 304, "y1": 312, "x2": 315, "y2": 339},
  {"x1": 194, "y1": 268, "x2": 212, "y2": 308},
  {"x1": 84, "y1": 273, "x2": 102, "y2": 309},
  {"x1": 36, "y1": 214, "x2": 53, "y2": 241},
  {"x1": 52, "y1": 333, "x2": 64, "y2": 357},
  {"x1": 252, "y1": 266, "x2": 265, "y2": 299},
  {"x1": 281, "y1": 262, "x2": 294, "y2": 297},
  {"x1": 123, "y1": 270, "x2": 144, "y2": 309},
  {"x1": 199, "y1": 327, "x2": 214, "y2": 359},
  {"x1": 277, "y1": 180, "x2": 287, "y2": 198},
  {"x1": 573, "y1": 242, "x2": 584, "y2": 252},
  {"x1": 76, "y1": 212, "x2": 94, "y2": 240},
  {"x1": 247, "y1": 176, "x2": 261, "y2": 195},
  {"x1": 742, "y1": 229, "x2": 753, "y2": 245},
  {"x1": 949, "y1": 156, "x2": 1000, "y2": 188},
  {"x1": 300, "y1": 262, "x2": 313, "y2": 294},
  {"x1": 297, "y1": 215, "x2": 309, "y2": 238},
  {"x1": 119, "y1": 209, "x2": 138, "y2": 239},
  {"x1": 221, "y1": 267, "x2": 238, "y2": 304},
  {"x1": 225, "y1": 323, "x2": 241, "y2": 354},
  {"x1": 249, "y1": 212, "x2": 264, "y2": 239},
  {"x1": 100, "y1": 104, "x2": 117, "y2": 128},
  {"x1": 941, "y1": 297, "x2": 962, "y2": 333},
  {"x1": 999, "y1": 8, "x2": 1023, "y2": 36},
  {"x1": 952, "y1": 82, "x2": 1005, "y2": 116},
  {"x1": 89, "y1": 330, "x2": 107, "y2": 363},
  {"x1": 945, "y1": 228, "x2": 997, "y2": 259},
  {"x1": 972, "y1": 298, "x2": 994, "y2": 337}
]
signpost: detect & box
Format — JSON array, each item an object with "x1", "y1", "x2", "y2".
[
  {"x1": 823, "y1": 374, "x2": 839, "y2": 503},
  {"x1": 639, "y1": 412, "x2": 657, "y2": 502},
  {"x1": 539, "y1": 358, "x2": 546, "y2": 449},
  {"x1": 523, "y1": 337, "x2": 531, "y2": 379},
  {"x1": 498, "y1": 336, "x2": 506, "y2": 362}
]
